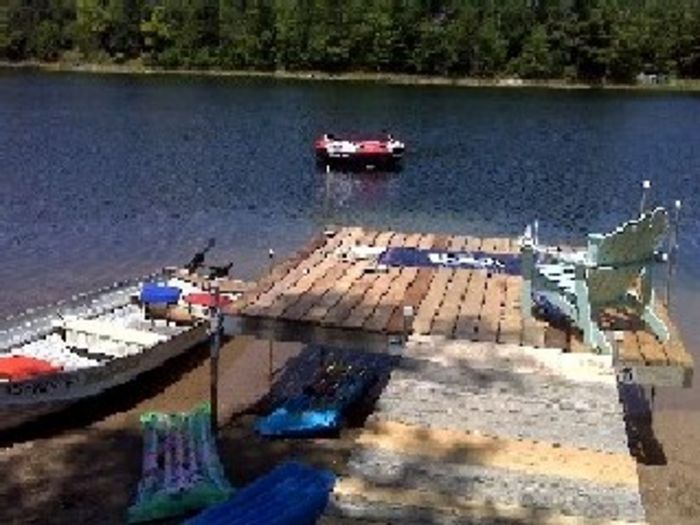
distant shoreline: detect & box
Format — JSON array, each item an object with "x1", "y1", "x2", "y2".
[{"x1": 3, "y1": 60, "x2": 700, "y2": 92}]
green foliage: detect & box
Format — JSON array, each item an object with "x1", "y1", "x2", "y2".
[
  {"x1": 411, "y1": 18, "x2": 451, "y2": 75},
  {"x1": 0, "y1": 5, "x2": 9, "y2": 57},
  {"x1": 4, "y1": 0, "x2": 700, "y2": 83},
  {"x1": 73, "y1": 1, "x2": 110, "y2": 57},
  {"x1": 473, "y1": 16, "x2": 508, "y2": 77},
  {"x1": 141, "y1": 7, "x2": 172, "y2": 53},
  {"x1": 31, "y1": 20, "x2": 63, "y2": 61},
  {"x1": 513, "y1": 25, "x2": 553, "y2": 79}
]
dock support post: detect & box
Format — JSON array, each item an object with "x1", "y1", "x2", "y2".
[
  {"x1": 402, "y1": 305, "x2": 414, "y2": 345},
  {"x1": 267, "y1": 249, "x2": 275, "y2": 386},
  {"x1": 268, "y1": 338, "x2": 274, "y2": 386},
  {"x1": 323, "y1": 165, "x2": 333, "y2": 225},
  {"x1": 640, "y1": 180, "x2": 651, "y2": 215},
  {"x1": 209, "y1": 281, "x2": 221, "y2": 435}
]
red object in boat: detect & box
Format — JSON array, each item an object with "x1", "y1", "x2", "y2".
[
  {"x1": 314, "y1": 133, "x2": 405, "y2": 168},
  {"x1": 0, "y1": 356, "x2": 61, "y2": 381},
  {"x1": 184, "y1": 293, "x2": 233, "y2": 308}
]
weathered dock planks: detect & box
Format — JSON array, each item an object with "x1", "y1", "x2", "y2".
[
  {"x1": 325, "y1": 337, "x2": 649, "y2": 524},
  {"x1": 232, "y1": 226, "x2": 693, "y2": 384}
]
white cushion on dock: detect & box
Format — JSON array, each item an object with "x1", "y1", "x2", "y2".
[{"x1": 337, "y1": 245, "x2": 386, "y2": 261}]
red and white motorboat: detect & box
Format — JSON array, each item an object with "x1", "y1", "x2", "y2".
[{"x1": 314, "y1": 133, "x2": 405, "y2": 169}]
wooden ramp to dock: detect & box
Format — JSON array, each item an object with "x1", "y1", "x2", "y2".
[
  {"x1": 323, "y1": 336, "x2": 648, "y2": 525},
  {"x1": 228, "y1": 226, "x2": 692, "y2": 387}
]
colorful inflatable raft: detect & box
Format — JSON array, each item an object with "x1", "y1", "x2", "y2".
[{"x1": 128, "y1": 404, "x2": 234, "y2": 523}]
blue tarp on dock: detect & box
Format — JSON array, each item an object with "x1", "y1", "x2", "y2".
[{"x1": 377, "y1": 247, "x2": 521, "y2": 274}]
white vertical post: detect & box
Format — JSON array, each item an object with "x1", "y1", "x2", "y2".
[
  {"x1": 640, "y1": 180, "x2": 651, "y2": 215},
  {"x1": 520, "y1": 240, "x2": 535, "y2": 320},
  {"x1": 666, "y1": 200, "x2": 682, "y2": 309}
]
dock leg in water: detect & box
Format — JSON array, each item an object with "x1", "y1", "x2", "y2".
[{"x1": 209, "y1": 282, "x2": 222, "y2": 435}]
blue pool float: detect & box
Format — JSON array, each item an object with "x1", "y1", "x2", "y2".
[
  {"x1": 256, "y1": 370, "x2": 374, "y2": 437},
  {"x1": 185, "y1": 461, "x2": 336, "y2": 525},
  {"x1": 255, "y1": 407, "x2": 341, "y2": 437}
]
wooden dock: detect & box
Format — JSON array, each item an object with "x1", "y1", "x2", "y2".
[{"x1": 225, "y1": 226, "x2": 693, "y2": 387}]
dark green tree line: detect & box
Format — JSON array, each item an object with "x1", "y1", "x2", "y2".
[{"x1": 2, "y1": 0, "x2": 700, "y2": 82}]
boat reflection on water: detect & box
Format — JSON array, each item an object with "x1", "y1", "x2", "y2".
[
  {"x1": 315, "y1": 159, "x2": 404, "y2": 174},
  {"x1": 319, "y1": 166, "x2": 399, "y2": 220}
]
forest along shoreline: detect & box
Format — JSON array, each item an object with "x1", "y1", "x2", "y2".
[
  {"x1": 3, "y1": 3, "x2": 700, "y2": 92},
  {"x1": 3, "y1": 61, "x2": 700, "y2": 93}
]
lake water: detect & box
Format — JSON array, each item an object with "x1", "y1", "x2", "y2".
[{"x1": 1, "y1": 70, "x2": 699, "y2": 406}]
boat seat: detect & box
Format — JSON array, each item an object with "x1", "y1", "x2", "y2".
[{"x1": 61, "y1": 319, "x2": 168, "y2": 347}]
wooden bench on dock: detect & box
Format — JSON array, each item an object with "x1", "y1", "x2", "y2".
[{"x1": 61, "y1": 319, "x2": 167, "y2": 348}]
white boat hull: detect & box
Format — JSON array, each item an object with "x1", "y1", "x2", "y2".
[{"x1": 0, "y1": 323, "x2": 209, "y2": 431}]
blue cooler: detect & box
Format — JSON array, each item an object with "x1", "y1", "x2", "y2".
[{"x1": 140, "y1": 282, "x2": 182, "y2": 305}]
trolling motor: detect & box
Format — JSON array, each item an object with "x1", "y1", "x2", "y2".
[
  {"x1": 208, "y1": 262, "x2": 233, "y2": 279},
  {"x1": 185, "y1": 238, "x2": 216, "y2": 274}
]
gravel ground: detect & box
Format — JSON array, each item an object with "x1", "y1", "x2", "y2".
[
  {"x1": 345, "y1": 447, "x2": 646, "y2": 522},
  {"x1": 373, "y1": 371, "x2": 630, "y2": 454}
]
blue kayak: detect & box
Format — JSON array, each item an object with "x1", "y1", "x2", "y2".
[{"x1": 185, "y1": 461, "x2": 335, "y2": 525}]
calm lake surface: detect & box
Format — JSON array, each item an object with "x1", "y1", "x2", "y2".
[{"x1": 1, "y1": 70, "x2": 699, "y2": 405}]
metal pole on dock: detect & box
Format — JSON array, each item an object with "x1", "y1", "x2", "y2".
[
  {"x1": 640, "y1": 180, "x2": 651, "y2": 215},
  {"x1": 268, "y1": 249, "x2": 275, "y2": 386},
  {"x1": 324, "y1": 165, "x2": 331, "y2": 222},
  {"x1": 666, "y1": 200, "x2": 682, "y2": 309},
  {"x1": 268, "y1": 338, "x2": 274, "y2": 386},
  {"x1": 268, "y1": 248, "x2": 275, "y2": 274},
  {"x1": 209, "y1": 281, "x2": 222, "y2": 435}
]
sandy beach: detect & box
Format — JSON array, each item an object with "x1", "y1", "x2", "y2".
[
  {"x1": 0, "y1": 336, "x2": 367, "y2": 524},
  {"x1": 0, "y1": 332, "x2": 697, "y2": 524}
]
